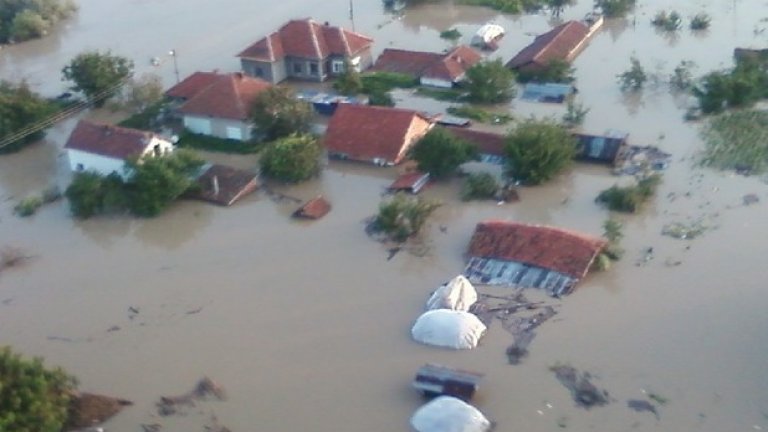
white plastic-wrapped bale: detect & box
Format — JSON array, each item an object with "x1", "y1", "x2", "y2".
[
  {"x1": 411, "y1": 396, "x2": 492, "y2": 432},
  {"x1": 425, "y1": 275, "x2": 478, "y2": 311},
  {"x1": 411, "y1": 310, "x2": 487, "y2": 350}
]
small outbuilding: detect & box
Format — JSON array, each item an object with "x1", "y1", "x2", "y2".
[
  {"x1": 389, "y1": 172, "x2": 431, "y2": 194},
  {"x1": 189, "y1": 164, "x2": 259, "y2": 206},
  {"x1": 411, "y1": 396, "x2": 492, "y2": 432},
  {"x1": 573, "y1": 129, "x2": 629, "y2": 165},
  {"x1": 293, "y1": 196, "x2": 331, "y2": 219},
  {"x1": 411, "y1": 309, "x2": 487, "y2": 350}
]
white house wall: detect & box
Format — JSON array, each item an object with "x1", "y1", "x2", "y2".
[
  {"x1": 420, "y1": 77, "x2": 454, "y2": 88},
  {"x1": 67, "y1": 149, "x2": 126, "y2": 177},
  {"x1": 183, "y1": 115, "x2": 252, "y2": 141}
]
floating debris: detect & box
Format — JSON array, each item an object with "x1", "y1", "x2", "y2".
[
  {"x1": 743, "y1": 193, "x2": 760, "y2": 206},
  {"x1": 614, "y1": 145, "x2": 671, "y2": 176},
  {"x1": 156, "y1": 377, "x2": 226, "y2": 416},
  {"x1": 66, "y1": 392, "x2": 133, "y2": 430},
  {"x1": 550, "y1": 364, "x2": 611, "y2": 409},
  {"x1": 661, "y1": 221, "x2": 709, "y2": 239},
  {"x1": 627, "y1": 399, "x2": 660, "y2": 419}
]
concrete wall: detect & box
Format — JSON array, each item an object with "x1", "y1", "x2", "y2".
[
  {"x1": 67, "y1": 149, "x2": 126, "y2": 177},
  {"x1": 184, "y1": 115, "x2": 252, "y2": 141}
]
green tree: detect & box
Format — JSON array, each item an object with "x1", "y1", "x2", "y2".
[
  {"x1": 617, "y1": 56, "x2": 647, "y2": 91},
  {"x1": 562, "y1": 99, "x2": 589, "y2": 127},
  {"x1": 545, "y1": 0, "x2": 575, "y2": 17},
  {"x1": 64, "y1": 171, "x2": 125, "y2": 218},
  {"x1": 0, "y1": 0, "x2": 77, "y2": 43},
  {"x1": 9, "y1": 9, "x2": 50, "y2": 41},
  {"x1": 504, "y1": 117, "x2": 576, "y2": 185},
  {"x1": 123, "y1": 149, "x2": 204, "y2": 217},
  {"x1": 595, "y1": 0, "x2": 636, "y2": 17},
  {"x1": 260, "y1": 134, "x2": 322, "y2": 183},
  {"x1": 251, "y1": 87, "x2": 314, "y2": 141},
  {"x1": 116, "y1": 73, "x2": 164, "y2": 113},
  {"x1": 670, "y1": 60, "x2": 695, "y2": 91},
  {"x1": 462, "y1": 172, "x2": 499, "y2": 200},
  {"x1": 464, "y1": 59, "x2": 517, "y2": 103},
  {"x1": 374, "y1": 193, "x2": 441, "y2": 241},
  {"x1": 516, "y1": 58, "x2": 575, "y2": 83},
  {"x1": 411, "y1": 127, "x2": 478, "y2": 178},
  {"x1": 62, "y1": 50, "x2": 134, "y2": 107},
  {"x1": 0, "y1": 80, "x2": 56, "y2": 153},
  {"x1": 0, "y1": 346, "x2": 76, "y2": 432},
  {"x1": 333, "y1": 61, "x2": 363, "y2": 95},
  {"x1": 690, "y1": 13, "x2": 711, "y2": 30}
]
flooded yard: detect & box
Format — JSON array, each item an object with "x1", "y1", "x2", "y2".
[{"x1": 1, "y1": 0, "x2": 768, "y2": 431}]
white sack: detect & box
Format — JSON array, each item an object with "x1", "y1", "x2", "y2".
[
  {"x1": 426, "y1": 275, "x2": 478, "y2": 312},
  {"x1": 411, "y1": 396, "x2": 492, "y2": 432},
  {"x1": 411, "y1": 310, "x2": 486, "y2": 350}
]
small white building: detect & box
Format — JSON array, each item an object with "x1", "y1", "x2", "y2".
[{"x1": 64, "y1": 120, "x2": 174, "y2": 178}]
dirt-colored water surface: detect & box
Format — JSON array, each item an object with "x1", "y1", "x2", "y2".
[{"x1": 1, "y1": 1, "x2": 767, "y2": 431}]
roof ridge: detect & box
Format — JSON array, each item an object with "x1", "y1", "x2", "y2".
[
  {"x1": 266, "y1": 33, "x2": 275, "y2": 61},
  {"x1": 338, "y1": 27, "x2": 350, "y2": 55},
  {"x1": 532, "y1": 21, "x2": 580, "y2": 63},
  {"x1": 308, "y1": 20, "x2": 323, "y2": 59}
]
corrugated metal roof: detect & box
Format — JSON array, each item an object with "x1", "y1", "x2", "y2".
[{"x1": 464, "y1": 257, "x2": 578, "y2": 297}]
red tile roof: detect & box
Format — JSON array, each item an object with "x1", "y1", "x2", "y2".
[
  {"x1": 389, "y1": 171, "x2": 430, "y2": 192},
  {"x1": 293, "y1": 196, "x2": 331, "y2": 219},
  {"x1": 506, "y1": 21, "x2": 589, "y2": 70},
  {"x1": 64, "y1": 120, "x2": 166, "y2": 160},
  {"x1": 172, "y1": 72, "x2": 271, "y2": 121},
  {"x1": 324, "y1": 104, "x2": 433, "y2": 164},
  {"x1": 467, "y1": 220, "x2": 607, "y2": 278},
  {"x1": 372, "y1": 46, "x2": 482, "y2": 83},
  {"x1": 164, "y1": 71, "x2": 220, "y2": 100},
  {"x1": 237, "y1": 19, "x2": 373, "y2": 62},
  {"x1": 191, "y1": 164, "x2": 259, "y2": 206},
  {"x1": 445, "y1": 127, "x2": 506, "y2": 157}
]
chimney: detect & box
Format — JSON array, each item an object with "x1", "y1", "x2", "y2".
[{"x1": 212, "y1": 175, "x2": 219, "y2": 196}]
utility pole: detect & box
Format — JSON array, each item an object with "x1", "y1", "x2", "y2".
[
  {"x1": 349, "y1": 0, "x2": 355, "y2": 31},
  {"x1": 169, "y1": 49, "x2": 180, "y2": 84}
]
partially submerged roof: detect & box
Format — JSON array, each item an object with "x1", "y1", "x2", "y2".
[
  {"x1": 64, "y1": 120, "x2": 167, "y2": 160},
  {"x1": 521, "y1": 83, "x2": 575, "y2": 103},
  {"x1": 237, "y1": 18, "x2": 373, "y2": 62},
  {"x1": 506, "y1": 21, "x2": 589, "y2": 69},
  {"x1": 389, "y1": 172, "x2": 430, "y2": 194},
  {"x1": 293, "y1": 196, "x2": 331, "y2": 219},
  {"x1": 573, "y1": 130, "x2": 628, "y2": 164},
  {"x1": 170, "y1": 72, "x2": 271, "y2": 121},
  {"x1": 372, "y1": 46, "x2": 482, "y2": 83},
  {"x1": 324, "y1": 104, "x2": 433, "y2": 164},
  {"x1": 444, "y1": 127, "x2": 506, "y2": 158},
  {"x1": 465, "y1": 220, "x2": 606, "y2": 295},
  {"x1": 190, "y1": 164, "x2": 259, "y2": 206}
]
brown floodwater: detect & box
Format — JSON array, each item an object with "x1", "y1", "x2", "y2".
[{"x1": 1, "y1": 1, "x2": 768, "y2": 431}]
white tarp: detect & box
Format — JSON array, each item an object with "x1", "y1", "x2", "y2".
[
  {"x1": 472, "y1": 23, "x2": 505, "y2": 45},
  {"x1": 411, "y1": 310, "x2": 487, "y2": 350},
  {"x1": 426, "y1": 275, "x2": 478, "y2": 312},
  {"x1": 411, "y1": 396, "x2": 492, "y2": 432}
]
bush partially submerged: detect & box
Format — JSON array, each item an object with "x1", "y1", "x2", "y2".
[
  {"x1": 504, "y1": 118, "x2": 576, "y2": 185},
  {"x1": 700, "y1": 109, "x2": 768, "y2": 173},
  {"x1": 690, "y1": 13, "x2": 711, "y2": 30},
  {"x1": 651, "y1": 10, "x2": 682, "y2": 31},
  {"x1": 596, "y1": 174, "x2": 661, "y2": 213},
  {"x1": 373, "y1": 193, "x2": 440, "y2": 242},
  {"x1": 260, "y1": 134, "x2": 322, "y2": 183},
  {"x1": 462, "y1": 172, "x2": 500, "y2": 201}
]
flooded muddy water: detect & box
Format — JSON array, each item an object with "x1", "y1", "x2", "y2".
[{"x1": 2, "y1": 1, "x2": 768, "y2": 431}]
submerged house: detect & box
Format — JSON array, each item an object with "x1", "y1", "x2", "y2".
[
  {"x1": 464, "y1": 220, "x2": 607, "y2": 297},
  {"x1": 444, "y1": 127, "x2": 506, "y2": 165},
  {"x1": 165, "y1": 72, "x2": 271, "y2": 141},
  {"x1": 324, "y1": 104, "x2": 434, "y2": 166},
  {"x1": 189, "y1": 164, "x2": 259, "y2": 206},
  {"x1": 64, "y1": 120, "x2": 174, "y2": 178},
  {"x1": 237, "y1": 18, "x2": 374, "y2": 84},
  {"x1": 572, "y1": 130, "x2": 629, "y2": 165},
  {"x1": 371, "y1": 45, "x2": 482, "y2": 88},
  {"x1": 505, "y1": 18, "x2": 602, "y2": 74}
]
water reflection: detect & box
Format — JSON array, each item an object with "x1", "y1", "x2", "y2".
[
  {"x1": 73, "y1": 215, "x2": 133, "y2": 250},
  {"x1": 619, "y1": 90, "x2": 645, "y2": 116},
  {"x1": 399, "y1": 3, "x2": 501, "y2": 34},
  {"x1": 0, "y1": 141, "x2": 60, "y2": 199},
  {"x1": 603, "y1": 17, "x2": 631, "y2": 42},
  {"x1": 132, "y1": 201, "x2": 213, "y2": 250}
]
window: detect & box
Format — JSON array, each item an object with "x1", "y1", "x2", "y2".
[
  {"x1": 293, "y1": 62, "x2": 302, "y2": 74},
  {"x1": 153, "y1": 144, "x2": 162, "y2": 157},
  {"x1": 331, "y1": 60, "x2": 345, "y2": 74},
  {"x1": 76, "y1": 163, "x2": 84, "y2": 171},
  {"x1": 309, "y1": 63, "x2": 319, "y2": 75},
  {"x1": 254, "y1": 67, "x2": 263, "y2": 77}
]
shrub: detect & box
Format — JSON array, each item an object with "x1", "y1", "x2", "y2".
[
  {"x1": 596, "y1": 174, "x2": 661, "y2": 213},
  {"x1": 373, "y1": 193, "x2": 440, "y2": 241},
  {"x1": 595, "y1": 0, "x2": 636, "y2": 17},
  {"x1": 462, "y1": 172, "x2": 499, "y2": 200},
  {"x1": 670, "y1": 60, "x2": 695, "y2": 90},
  {"x1": 13, "y1": 196, "x2": 43, "y2": 217},
  {"x1": 333, "y1": 61, "x2": 363, "y2": 95},
  {"x1": 700, "y1": 109, "x2": 768, "y2": 173},
  {"x1": 260, "y1": 134, "x2": 322, "y2": 183},
  {"x1": 0, "y1": 346, "x2": 76, "y2": 432},
  {"x1": 516, "y1": 59, "x2": 575, "y2": 84},
  {"x1": 504, "y1": 118, "x2": 576, "y2": 185},
  {"x1": 690, "y1": 13, "x2": 711, "y2": 30},
  {"x1": 440, "y1": 28, "x2": 462, "y2": 40},
  {"x1": 361, "y1": 72, "x2": 418, "y2": 94},
  {"x1": 9, "y1": 10, "x2": 50, "y2": 41},
  {"x1": 367, "y1": 90, "x2": 395, "y2": 107},
  {"x1": 651, "y1": 10, "x2": 682, "y2": 31},
  {"x1": 447, "y1": 105, "x2": 513, "y2": 124},
  {"x1": 617, "y1": 56, "x2": 647, "y2": 91},
  {"x1": 562, "y1": 100, "x2": 589, "y2": 127}
]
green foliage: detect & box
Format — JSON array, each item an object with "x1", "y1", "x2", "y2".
[
  {"x1": 374, "y1": 193, "x2": 441, "y2": 241},
  {"x1": 367, "y1": 90, "x2": 395, "y2": 107},
  {"x1": 117, "y1": 100, "x2": 166, "y2": 130},
  {"x1": 440, "y1": 28, "x2": 462, "y2": 40},
  {"x1": 700, "y1": 110, "x2": 768, "y2": 173},
  {"x1": 0, "y1": 80, "x2": 57, "y2": 153},
  {"x1": 596, "y1": 174, "x2": 661, "y2": 213},
  {"x1": 503, "y1": 118, "x2": 576, "y2": 185},
  {"x1": 595, "y1": 0, "x2": 636, "y2": 17},
  {"x1": 545, "y1": 0, "x2": 575, "y2": 16},
  {"x1": 13, "y1": 195, "x2": 43, "y2": 217},
  {"x1": 260, "y1": 134, "x2": 322, "y2": 183},
  {"x1": 651, "y1": 10, "x2": 682, "y2": 31},
  {"x1": 516, "y1": 59, "x2": 575, "y2": 84},
  {"x1": 65, "y1": 150, "x2": 203, "y2": 218},
  {"x1": 113, "y1": 73, "x2": 164, "y2": 113},
  {"x1": 670, "y1": 60, "x2": 695, "y2": 91},
  {"x1": 465, "y1": 59, "x2": 517, "y2": 103},
  {"x1": 462, "y1": 172, "x2": 499, "y2": 201},
  {"x1": 332, "y1": 61, "x2": 363, "y2": 96},
  {"x1": 562, "y1": 100, "x2": 589, "y2": 127},
  {"x1": 175, "y1": 130, "x2": 261, "y2": 154},
  {"x1": 601, "y1": 217, "x2": 624, "y2": 261},
  {"x1": 61, "y1": 50, "x2": 134, "y2": 107},
  {"x1": 690, "y1": 13, "x2": 711, "y2": 30},
  {"x1": 447, "y1": 105, "x2": 512, "y2": 124},
  {"x1": 411, "y1": 127, "x2": 478, "y2": 178},
  {"x1": 0, "y1": 0, "x2": 77, "y2": 43},
  {"x1": 250, "y1": 86, "x2": 313, "y2": 141},
  {"x1": 124, "y1": 149, "x2": 204, "y2": 217},
  {"x1": 457, "y1": 0, "x2": 550, "y2": 13},
  {"x1": 415, "y1": 87, "x2": 465, "y2": 102},
  {"x1": 617, "y1": 56, "x2": 647, "y2": 91},
  {"x1": 0, "y1": 346, "x2": 76, "y2": 432},
  {"x1": 361, "y1": 72, "x2": 418, "y2": 94},
  {"x1": 693, "y1": 58, "x2": 768, "y2": 114}
]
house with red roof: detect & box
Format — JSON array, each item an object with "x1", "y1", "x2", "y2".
[
  {"x1": 64, "y1": 120, "x2": 174, "y2": 177},
  {"x1": 372, "y1": 45, "x2": 482, "y2": 88},
  {"x1": 324, "y1": 104, "x2": 434, "y2": 166},
  {"x1": 505, "y1": 17, "x2": 602, "y2": 75},
  {"x1": 237, "y1": 18, "x2": 374, "y2": 84},
  {"x1": 165, "y1": 72, "x2": 271, "y2": 141},
  {"x1": 464, "y1": 220, "x2": 607, "y2": 297}
]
